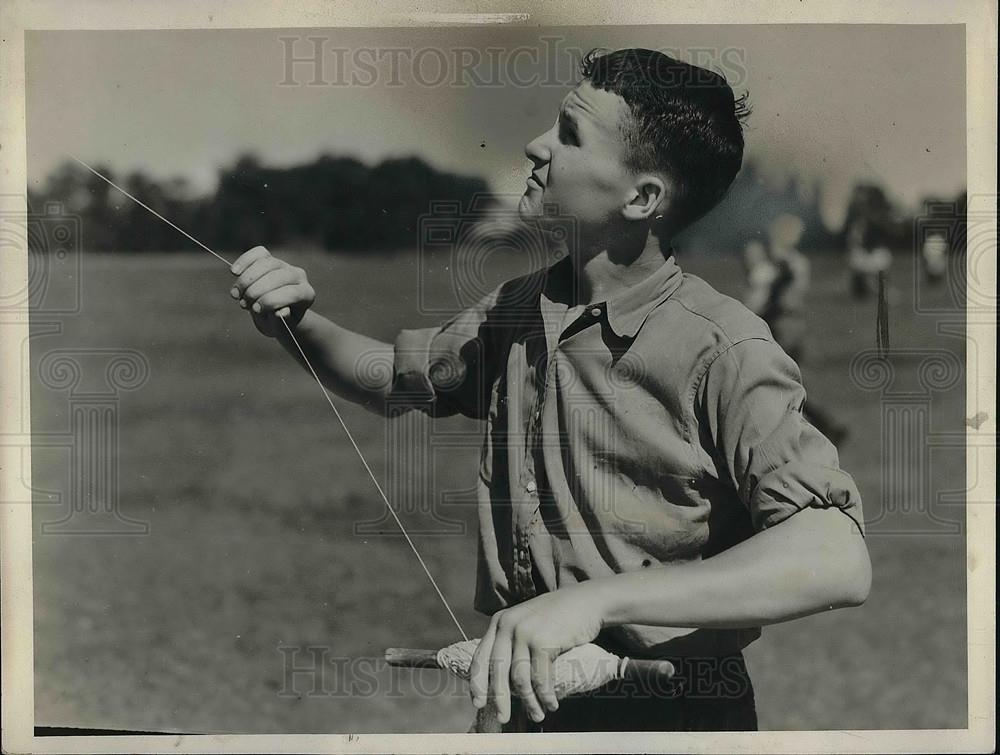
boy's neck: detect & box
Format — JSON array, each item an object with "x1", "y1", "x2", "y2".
[{"x1": 569, "y1": 229, "x2": 674, "y2": 305}]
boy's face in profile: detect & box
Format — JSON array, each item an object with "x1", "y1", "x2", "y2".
[{"x1": 519, "y1": 81, "x2": 640, "y2": 236}]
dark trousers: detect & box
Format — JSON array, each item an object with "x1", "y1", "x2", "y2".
[{"x1": 509, "y1": 653, "x2": 758, "y2": 733}]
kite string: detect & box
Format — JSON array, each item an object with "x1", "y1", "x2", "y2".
[
  {"x1": 278, "y1": 316, "x2": 468, "y2": 641},
  {"x1": 70, "y1": 156, "x2": 231, "y2": 267},
  {"x1": 69, "y1": 155, "x2": 469, "y2": 642}
]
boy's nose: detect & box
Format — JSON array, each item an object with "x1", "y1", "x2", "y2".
[{"x1": 524, "y1": 128, "x2": 551, "y2": 165}]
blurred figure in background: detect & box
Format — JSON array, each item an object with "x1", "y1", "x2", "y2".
[
  {"x1": 743, "y1": 214, "x2": 848, "y2": 446},
  {"x1": 741, "y1": 238, "x2": 774, "y2": 320},
  {"x1": 921, "y1": 231, "x2": 948, "y2": 285},
  {"x1": 845, "y1": 218, "x2": 892, "y2": 299},
  {"x1": 744, "y1": 214, "x2": 810, "y2": 361}
]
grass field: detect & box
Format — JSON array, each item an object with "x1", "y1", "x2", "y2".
[{"x1": 29, "y1": 246, "x2": 968, "y2": 733}]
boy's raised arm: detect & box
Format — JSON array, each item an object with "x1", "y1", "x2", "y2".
[{"x1": 229, "y1": 245, "x2": 396, "y2": 414}]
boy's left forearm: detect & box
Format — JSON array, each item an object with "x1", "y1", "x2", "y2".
[
  {"x1": 467, "y1": 506, "x2": 870, "y2": 725},
  {"x1": 590, "y1": 506, "x2": 871, "y2": 630}
]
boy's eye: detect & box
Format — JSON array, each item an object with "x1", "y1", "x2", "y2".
[{"x1": 558, "y1": 120, "x2": 578, "y2": 145}]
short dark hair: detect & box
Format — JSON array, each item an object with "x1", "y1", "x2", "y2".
[{"x1": 580, "y1": 48, "x2": 750, "y2": 228}]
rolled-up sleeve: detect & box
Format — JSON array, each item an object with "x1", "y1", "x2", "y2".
[
  {"x1": 696, "y1": 337, "x2": 865, "y2": 534},
  {"x1": 387, "y1": 287, "x2": 501, "y2": 419},
  {"x1": 391, "y1": 326, "x2": 440, "y2": 403}
]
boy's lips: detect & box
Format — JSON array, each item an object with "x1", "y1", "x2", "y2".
[{"x1": 526, "y1": 174, "x2": 544, "y2": 189}]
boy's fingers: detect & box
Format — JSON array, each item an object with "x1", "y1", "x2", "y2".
[
  {"x1": 230, "y1": 245, "x2": 270, "y2": 276},
  {"x1": 469, "y1": 621, "x2": 498, "y2": 706},
  {"x1": 244, "y1": 268, "x2": 301, "y2": 302},
  {"x1": 510, "y1": 639, "x2": 544, "y2": 723},
  {"x1": 255, "y1": 285, "x2": 309, "y2": 313},
  {"x1": 234, "y1": 256, "x2": 283, "y2": 295},
  {"x1": 489, "y1": 629, "x2": 514, "y2": 724},
  {"x1": 530, "y1": 647, "x2": 559, "y2": 713}
]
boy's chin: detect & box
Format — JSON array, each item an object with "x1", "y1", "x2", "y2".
[
  {"x1": 517, "y1": 194, "x2": 562, "y2": 228},
  {"x1": 517, "y1": 192, "x2": 541, "y2": 221}
]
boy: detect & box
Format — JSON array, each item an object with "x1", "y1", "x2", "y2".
[{"x1": 229, "y1": 48, "x2": 871, "y2": 732}]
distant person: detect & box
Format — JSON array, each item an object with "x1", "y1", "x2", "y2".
[
  {"x1": 741, "y1": 238, "x2": 775, "y2": 318},
  {"x1": 745, "y1": 215, "x2": 810, "y2": 360},
  {"x1": 229, "y1": 49, "x2": 869, "y2": 733},
  {"x1": 846, "y1": 218, "x2": 891, "y2": 299},
  {"x1": 922, "y1": 232, "x2": 948, "y2": 285},
  {"x1": 743, "y1": 214, "x2": 848, "y2": 446}
]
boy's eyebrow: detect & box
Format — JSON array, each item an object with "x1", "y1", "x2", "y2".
[
  {"x1": 559, "y1": 108, "x2": 579, "y2": 129},
  {"x1": 561, "y1": 90, "x2": 596, "y2": 127},
  {"x1": 558, "y1": 97, "x2": 583, "y2": 128}
]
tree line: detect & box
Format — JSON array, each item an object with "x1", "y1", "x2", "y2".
[
  {"x1": 28, "y1": 152, "x2": 966, "y2": 256},
  {"x1": 28, "y1": 153, "x2": 492, "y2": 253}
]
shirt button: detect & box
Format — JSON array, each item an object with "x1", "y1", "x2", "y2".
[
  {"x1": 590, "y1": 307, "x2": 602, "y2": 318},
  {"x1": 525, "y1": 481, "x2": 537, "y2": 494}
]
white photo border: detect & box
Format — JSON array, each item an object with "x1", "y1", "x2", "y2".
[{"x1": 1, "y1": 1, "x2": 995, "y2": 753}]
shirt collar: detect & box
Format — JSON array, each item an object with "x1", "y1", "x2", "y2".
[
  {"x1": 540, "y1": 252, "x2": 684, "y2": 340},
  {"x1": 605, "y1": 253, "x2": 683, "y2": 338}
]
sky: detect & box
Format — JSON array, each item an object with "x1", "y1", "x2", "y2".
[{"x1": 26, "y1": 25, "x2": 965, "y2": 228}]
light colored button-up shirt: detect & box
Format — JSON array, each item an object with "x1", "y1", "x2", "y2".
[{"x1": 391, "y1": 253, "x2": 863, "y2": 658}]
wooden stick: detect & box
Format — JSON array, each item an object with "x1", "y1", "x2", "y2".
[
  {"x1": 384, "y1": 647, "x2": 677, "y2": 687},
  {"x1": 621, "y1": 657, "x2": 678, "y2": 688},
  {"x1": 384, "y1": 648, "x2": 442, "y2": 669}
]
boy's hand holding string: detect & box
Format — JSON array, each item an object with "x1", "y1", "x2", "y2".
[{"x1": 229, "y1": 245, "x2": 398, "y2": 413}]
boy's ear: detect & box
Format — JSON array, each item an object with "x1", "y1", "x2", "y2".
[{"x1": 622, "y1": 174, "x2": 671, "y2": 223}]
